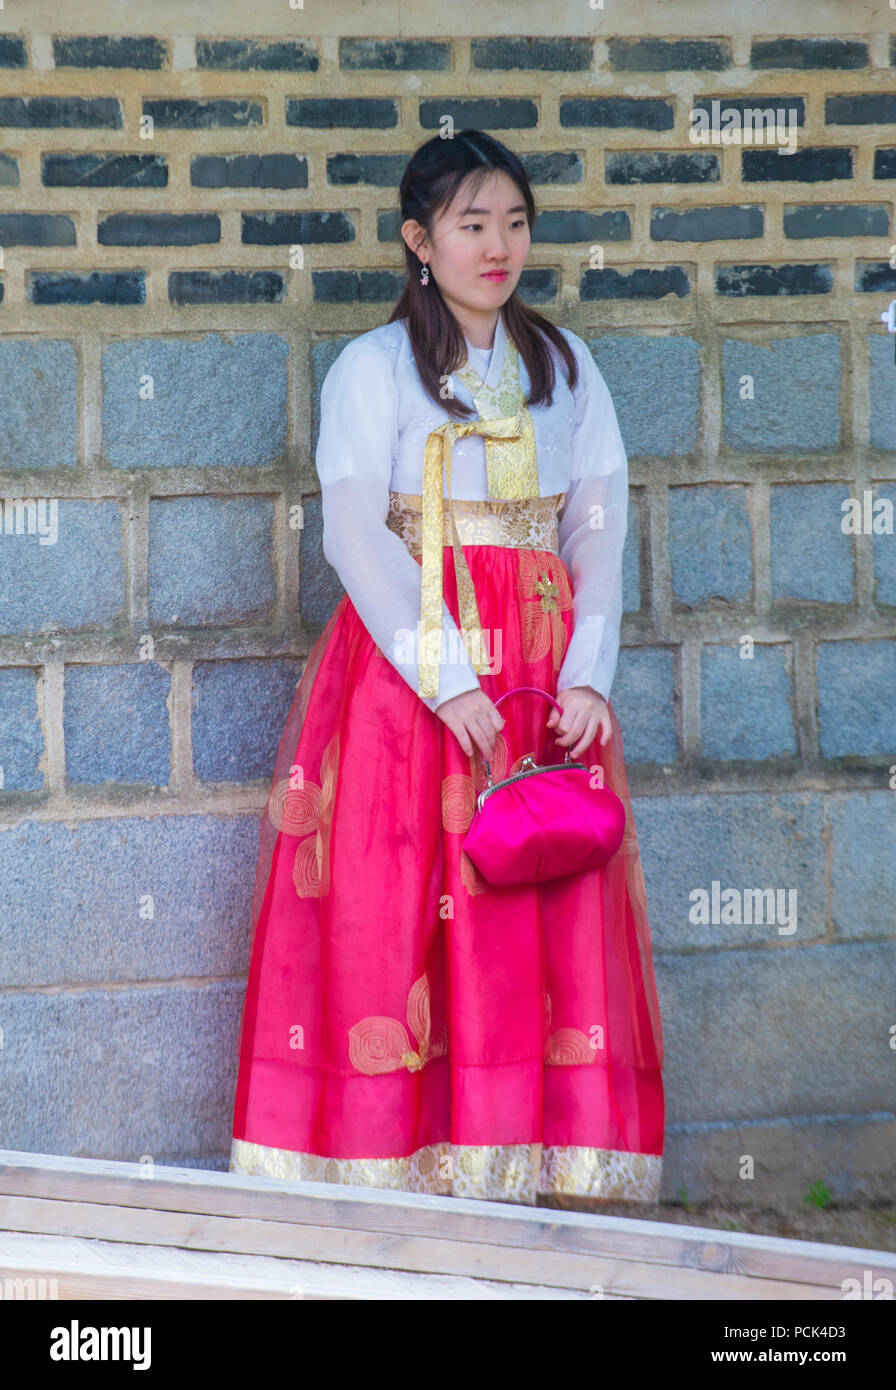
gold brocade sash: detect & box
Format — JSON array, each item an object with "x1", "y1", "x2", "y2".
[
  {"x1": 417, "y1": 333, "x2": 543, "y2": 700},
  {"x1": 420, "y1": 415, "x2": 523, "y2": 699}
]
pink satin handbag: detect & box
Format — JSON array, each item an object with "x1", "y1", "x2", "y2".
[{"x1": 461, "y1": 685, "x2": 626, "y2": 887}]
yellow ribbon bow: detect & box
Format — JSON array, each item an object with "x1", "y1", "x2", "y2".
[{"x1": 418, "y1": 414, "x2": 524, "y2": 700}]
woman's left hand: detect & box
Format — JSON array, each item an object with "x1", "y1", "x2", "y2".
[{"x1": 545, "y1": 686, "x2": 611, "y2": 760}]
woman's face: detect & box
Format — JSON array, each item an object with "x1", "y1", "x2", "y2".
[{"x1": 406, "y1": 168, "x2": 531, "y2": 327}]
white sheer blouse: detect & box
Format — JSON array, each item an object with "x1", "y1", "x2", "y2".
[{"x1": 315, "y1": 310, "x2": 629, "y2": 714}]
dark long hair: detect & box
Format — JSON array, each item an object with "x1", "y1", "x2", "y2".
[{"x1": 387, "y1": 129, "x2": 578, "y2": 419}]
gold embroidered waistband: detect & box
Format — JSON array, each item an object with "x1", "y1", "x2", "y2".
[{"x1": 386, "y1": 489, "x2": 565, "y2": 558}]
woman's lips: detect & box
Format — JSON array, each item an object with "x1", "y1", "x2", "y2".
[{"x1": 482, "y1": 270, "x2": 509, "y2": 280}]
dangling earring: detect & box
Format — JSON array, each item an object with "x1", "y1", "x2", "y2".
[{"x1": 419, "y1": 261, "x2": 430, "y2": 287}]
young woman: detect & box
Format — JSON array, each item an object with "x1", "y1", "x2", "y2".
[{"x1": 229, "y1": 130, "x2": 664, "y2": 1206}]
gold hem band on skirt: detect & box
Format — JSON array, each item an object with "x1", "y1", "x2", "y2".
[
  {"x1": 386, "y1": 489, "x2": 565, "y2": 558},
  {"x1": 229, "y1": 1137, "x2": 661, "y2": 1205}
]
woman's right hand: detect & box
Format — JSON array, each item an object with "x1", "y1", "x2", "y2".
[{"x1": 435, "y1": 689, "x2": 505, "y2": 761}]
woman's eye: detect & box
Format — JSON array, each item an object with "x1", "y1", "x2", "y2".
[{"x1": 461, "y1": 220, "x2": 527, "y2": 231}]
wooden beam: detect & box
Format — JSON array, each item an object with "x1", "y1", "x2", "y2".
[
  {"x1": 0, "y1": 1230, "x2": 594, "y2": 1300},
  {"x1": 2, "y1": 1149, "x2": 893, "y2": 1300},
  {"x1": 0, "y1": 1192, "x2": 839, "y2": 1299}
]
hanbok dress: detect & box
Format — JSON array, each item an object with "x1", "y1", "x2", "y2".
[{"x1": 229, "y1": 309, "x2": 665, "y2": 1205}]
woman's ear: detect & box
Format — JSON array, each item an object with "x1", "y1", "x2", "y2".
[{"x1": 400, "y1": 217, "x2": 428, "y2": 260}]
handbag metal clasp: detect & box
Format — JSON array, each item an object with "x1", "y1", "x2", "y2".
[
  {"x1": 482, "y1": 748, "x2": 574, "y2": 784},
  {"x1": 478, "y1": 748, "x2": 580, "y2": 812}
]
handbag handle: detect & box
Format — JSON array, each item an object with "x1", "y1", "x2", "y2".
[
  {"x1": 492, "y1": 684, "x2": 563, "y2": 716},
  {"x1": 482, "y1": 685, "x2": 574, "y2": 778}
]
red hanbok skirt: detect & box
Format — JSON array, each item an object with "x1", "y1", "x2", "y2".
[{"x1": 230, "y1": 494, "x2": 664, "y2": 1205}]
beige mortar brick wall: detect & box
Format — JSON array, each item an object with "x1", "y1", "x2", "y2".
[
  {"x1": 2, "y1": 8, "x2": 894, "y2": 503},
  {"x1": 2, "y1": 5, "x2": 894, "y2": 383}
]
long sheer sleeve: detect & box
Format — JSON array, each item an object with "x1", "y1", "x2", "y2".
[
  {"x1": 555, "y1": 336, "x2": 629, "y2": 704},
  {"x1": 315, "y1": 336, "x2": 482, "y2": 713}
]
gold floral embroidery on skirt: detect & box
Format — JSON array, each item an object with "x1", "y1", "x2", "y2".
[
  {"x1": 518, "y1": 550, "x2": 573, "y2": 673},
  {"x1": 442, "y1": 737, "x2": 545, "y2": 895},
  {"x1": 267, "y1": 733, "x2": 340, "y2": 897},
  {"x1": 348, "y1": 973, "x2": 448, "y2": 1075},
  {"x1": 543, "y1": 991, "x2": 597, "y2": 1065},
  {"x1": 440, "y1": 736, "x2": 506, "y2": 835}
]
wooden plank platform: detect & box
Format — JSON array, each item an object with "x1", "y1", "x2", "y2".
[{"x1": 1, "y1": 1149, "x2": 894, "y2": 1300}]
